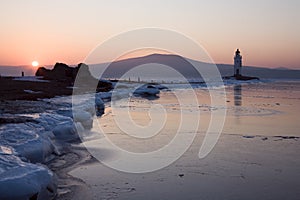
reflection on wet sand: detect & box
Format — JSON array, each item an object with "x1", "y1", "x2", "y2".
[
  {"x1": 70, "y1": 82, "x2": 300, "y2": 200},
  {"x1": 234, "y1": 85, "x2": 242, "y2": 106}
]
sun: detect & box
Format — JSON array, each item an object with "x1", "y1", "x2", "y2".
[{"x1": 32, "y1": 61, "x2": 39, "y2": 67}]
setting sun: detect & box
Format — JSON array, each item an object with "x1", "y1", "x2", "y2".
[{"x1": 31, "y1": 61, "x2": 39, "y2": 67}]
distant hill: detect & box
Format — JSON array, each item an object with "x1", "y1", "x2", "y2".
[
  {"x1": 1, "y1": 54, "x2": 299, "y2": 79},
  {"x1": 89, "y1": 54, "x2": 204, "y2": 80},
  {"x1": 89, "y1": 54, "x2": 300, "y2": 80}
]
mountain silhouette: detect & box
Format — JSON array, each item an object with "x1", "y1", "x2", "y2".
[{"x1": 88, "y1": 53, "x2": 300, "y2": 80}]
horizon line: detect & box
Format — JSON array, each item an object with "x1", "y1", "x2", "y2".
[{"x1": 0, "y1": 53, "x2": 298, "y2": 70}]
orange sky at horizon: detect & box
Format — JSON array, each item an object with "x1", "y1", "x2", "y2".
[{"x1": 0, "y1": 0, "x2": 299, "y2": 69}]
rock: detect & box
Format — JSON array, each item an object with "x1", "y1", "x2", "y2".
[
  {"x1": 36, "y1": 63, "x2": 75, "y2": 80},
  {"x1": 223, "y1": 75, "x2": 259, "y2": 81},
  {"x1": 243, "y1": 135, "x2": 255, "y2": 139},
  {"x1": 35, "y1": 62, "x2": 113, "y2": 93}
]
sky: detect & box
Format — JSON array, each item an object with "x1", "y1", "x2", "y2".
[{"x1": 0, "y1": 0, "x2": 299, "y2": 69}]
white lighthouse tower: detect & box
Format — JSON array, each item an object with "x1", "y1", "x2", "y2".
[{"x1": 234, "y1": 49, "x2": 242, "y2": 77}]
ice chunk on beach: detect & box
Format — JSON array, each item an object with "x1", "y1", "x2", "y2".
[
  {"x1": 73, "y1": 110, "x2": 93, "y2": 129},
  {"x1": 0, "y1": 146, "x2": 56, "y2": 200},
  {"x1": 97, "y1": 91, "x2": 112, "y2": 100},
  {"x1": 52, "y1": 122, "x2": 84, "y2": 142},
  {"x1": 95, "y1": 93, "x2": 105, "y2": 116},
  {"x1": 71, "y1": 92, "x2": 106, "y2": 123},
  {"x1": 0, "y1": 123, "x2": 55, "y2": 163},
  {"x1": 35, "y1": 113, "x2": 85, "y2": 142},
  {"x1": 36, "y1": 113, "x2": 73, "y2": 130},
  {"x1": 133, "y1": 84, "x2": 160, "y2": 96}
]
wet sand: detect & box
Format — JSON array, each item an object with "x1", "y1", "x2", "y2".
[
  {"x1": 47, "y1": 144, "x2": 95, "y2": 200},
  {"x1": 68, "y1": 81, "x2": 300, "y2": 200}
]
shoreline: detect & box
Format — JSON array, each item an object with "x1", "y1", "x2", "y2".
[
  {"x1": 1, "y1": 79, "x2": 300, "y2": 199},
  {"x1": 47, "y1": 143, "x2": 95, "y2": 200}
]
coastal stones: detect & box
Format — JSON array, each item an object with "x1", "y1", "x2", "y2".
[
  {"x1": 36, "y1": 63, "x2": 75, "y2": 80},
  {"x1": 36, "y1": 62, "x2": 113, "y2": 93},
  {"x1": 0, "y1": 62, "x2": 113, "y2": 101}
]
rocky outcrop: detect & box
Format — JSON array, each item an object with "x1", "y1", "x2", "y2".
[
  {"x1": 35, "y1": 62, "x2": 113, "y2": 93},
  {"x1": 36, "y1": 63, "x2": 79, "y2": 81},
  {"x1": 235, "y1": 75, "x2": 259, "y2": 81},
  {"x1": 223, "y1": 75, "x2": 259, "y2": 81},
  {"x1": 36, "y1": 63, "x2": 74, "y2": 80}
]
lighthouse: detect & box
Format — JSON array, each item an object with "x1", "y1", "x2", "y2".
[{"x1": 234, "y1": 49, "x2": 242, "y2": 77}]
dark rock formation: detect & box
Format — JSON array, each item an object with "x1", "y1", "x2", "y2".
[
  {"x1": 35, "y1": 62, "x2": 113, "y2": 93},
  {"x1": 223, "y1": 75, "x2": 259, "y2": 81},
  {"x1": 235, "y1": 75, "x2": 259, "y2": 81},
  {"x1": 36, "y1": 63, "x2": 75, "y2": 80},
  {"x1": 0, "y1": 62, "x2": 114, "y2": 101}
]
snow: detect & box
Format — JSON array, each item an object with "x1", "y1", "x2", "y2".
[{"x1": 13, "y1": 76, "x2": 50, "y2": 82}]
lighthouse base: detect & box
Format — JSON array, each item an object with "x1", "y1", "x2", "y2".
[{"x1": 223, "y1": 75, "x2": 259, "y2": 81}]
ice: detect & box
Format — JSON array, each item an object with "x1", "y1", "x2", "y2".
[
  {"x1": 52, "y1": 122, "x2": 80, "y2": 142},
  {"x1": 133, "y1": 84, "x2": 160, "y2": 96},
  {"x1": 95, "y1": 93, "x2": 105, "y2": 116},
  {"x1": 97, "y1": 91, "x2": 112, "y2": 100},
  {"x1": 0, "y1": 92, "x2": 107, "y2": 199},
  {"x1": 0, "y1": 112, "x2": 75, "y2": 199},
  {"x1": 71, "y1": 92, "x2": 107, "y2": 124},
  {"x1": 36, "y1": 113, "x2": 86, "y2": 142},
  {"x1": 73, "y1": 110, "x2": 93, "y2": 129},
  {"x1": 0, "y1": 123, "x2": 55, "y2": 163},
  {"x1": 42, "y1": 92, "x2": 106, "y2": 127},
  {"x1": 0, "y1": 147, "x2": 56, "y2": 200},
  {"x1": 0, "y1": 109, "x2": 92, "y2": 199},
  {"x1": 36, "y1": 113, "x2": 74, "y2": 131}
]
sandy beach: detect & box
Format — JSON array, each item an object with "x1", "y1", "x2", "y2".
[
  {"x1": 0, "y1": 78, "x2": 299, "y2": 200},
  {"x1": 64, "y1": 81, "x2": 300, "y2": 200}
]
